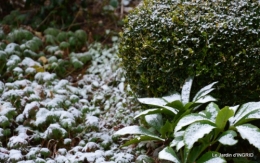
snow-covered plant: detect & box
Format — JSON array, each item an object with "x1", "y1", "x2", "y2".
[
  {"x1": 114, "y1": 77, "x2": 217, "y2": 158},
  {"x1": 159, "y1": 101, "x2": 260, "y2": 163}
]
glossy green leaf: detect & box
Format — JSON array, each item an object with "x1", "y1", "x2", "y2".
[
  {"x1": 160, "y1": 120, "x2": 174, "y2": 138},
  {"x1": 215, "y1": 106, "x2": 234, "y2": 130}
]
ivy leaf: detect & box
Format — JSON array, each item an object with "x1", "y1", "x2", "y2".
[
  {"x1": 158, "y1": 146, "x2": 181, "y2": 163},
  {"x1": 215, "y1": 106, "x2": 234, "y2": 130}
]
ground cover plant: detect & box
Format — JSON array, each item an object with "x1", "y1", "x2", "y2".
[
  {"x1": 119, "y1": 0, "x2": 260, "y2": 106},
  {"x1": 0, "y1": 26, "x2": 143, "y2": 162}
]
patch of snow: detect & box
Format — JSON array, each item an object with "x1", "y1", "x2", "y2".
[{"x1": 21, "y1": 57, "x2": 41, "y2": 67}]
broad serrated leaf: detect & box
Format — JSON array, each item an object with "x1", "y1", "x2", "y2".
[
  {"x1": 184, "y1": 121, "x2": 216, "y2": 150},
  {"x1": 181, "y1": 76, "x2": 193, "y2": 105},
  {"x1": 192, "y1": 81, "x2": 218, "y2": 102},
  {"x1": 197, "y1": 151, "x2": 226, "y2": 163},
  {"x1": 145, "y1": 114, "x2": 163, "y2": 132},
  {"x1": 114, "y1": 126, "x2": 164, "y2": 141},
  {"x1": 174, "y1": 113, "x2": 209, "y2": 133},
  {"x1": 236, "y1": 124, "x2": 260, "y2": 150},
  {"x1": 218, "y1": 130, "x2": 238, "y2": 145},
  {"x1": 232, "y1": 102, "x2": 260, "y2": 125},
  {"x1": 215, "y1": 106, "x2": 234, "y2": 130},
  {"x1": 158, "y1": 146, "x2": 181, "y2": 163}
]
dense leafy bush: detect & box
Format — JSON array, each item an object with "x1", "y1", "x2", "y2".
[{"x1": 119, "y1": 0, "x2": 260, "y2": 106}]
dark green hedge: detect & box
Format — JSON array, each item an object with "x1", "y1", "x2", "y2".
[{"x1": 119, "y1": 0, "x2": 260, "y2": 106}]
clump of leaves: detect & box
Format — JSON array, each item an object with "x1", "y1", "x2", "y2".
[
  {"x1": 114, "y1": 77, "x2": 218, "y2": 161},
  {"x1": 0, "y1": 27, "x2": 91, "y2": 80}
]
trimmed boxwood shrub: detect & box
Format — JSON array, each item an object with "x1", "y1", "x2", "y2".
[{"x1": 119, "y1": 0, "x2": 260, "y2": 106}]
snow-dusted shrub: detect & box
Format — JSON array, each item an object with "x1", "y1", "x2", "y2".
[{"x1": 119, "y1": 0, "x2": 260, "y2": 106}]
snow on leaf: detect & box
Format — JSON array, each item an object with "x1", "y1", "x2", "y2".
[
  {"x1": 43, "y1": 124, "x2": 67, "y2": 139},
  {"x1": 184, "y1": 121, "x2": 216, "y2": 150},
  {"x1": 23, "y1": 101, "x2": 39, "y2": 118},
  {"x1": 181, "y1": 76, "x2": 193, "y2": 105},
  {"x1": 34, "y1": 108, "x2": 50, "y2": 126},
  {"x1": 236, "y1": 124, "x2": 260, "y2": 150},
  {"x1": 218, "y1": 130, "x2": 238, "y2": 146},
  {"x1": 8, "y1": 149, "x2": 23, "y2": 162},
  {"x1": 195, "y1": 95, "x2": 217, "y2": 104},
  {"x1": 232, "y1": 102, "x2": 260, "y2": 125},
  {"x1": 205, "y1": 102, "x2": 220, "y2": 121},
  {"x1": 145, "y1": 114, "x2": 163, "y2": 132},
  {"x1": 21, "y1": 57, "x2": 41, "y2": 67},
  {"x1": 158, "y1": 146, "x2": 181, "y2": 163},
  {"x1": 138, "y1": 97, "x2": 167, "y2": 106},
  {"x1": 162, "y1": 93, "x2": 181, "y2": 102},
  {"x1": 114, "y1": 125, "x2": 164, "y2": 141},
  {"x1": 192, "y1": 81, "x2": 218, "y2": 102},
  {"x1": 85, "y1": 115, "x2": 99, "y2": 127},
  {"x1": 174, "y1": 113, "x2": 209, "y2": 133}
]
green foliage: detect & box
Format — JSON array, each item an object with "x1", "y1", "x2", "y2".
[
  {"x1": 0, "y1": 27, "x2": 90, "y2": 80},
  {"x1": 119, "y1": 0, "x2": 260, "y2": 106},
  {"x1": 114, "y1": 77, "x2": 218, "y2": 162}
]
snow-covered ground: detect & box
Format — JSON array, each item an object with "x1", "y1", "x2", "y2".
[{"x1": 0, "y1": 42, "x2": 146, "y2": 162}]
